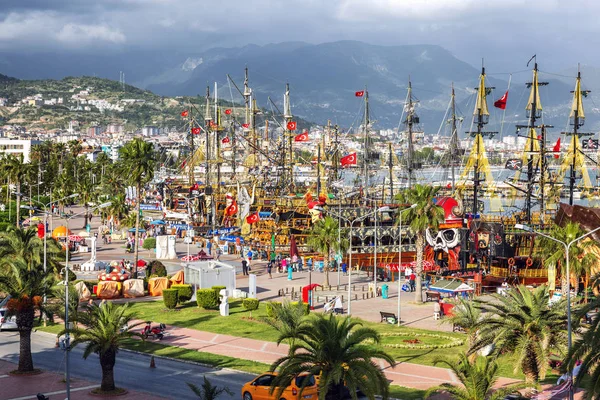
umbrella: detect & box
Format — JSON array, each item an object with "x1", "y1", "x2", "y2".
[
  {"x1": 150, "y1": 220, "x2": 166, "y2": 225},
  {"x1": 128, "y1": 228, "x2": 147, "y2": 233},
  {"x1": 68, "y1": 235, "x2": 83, "y2": 242},
  {"x1": 289, "y1": 234, "x2": 299, "y2": 258},
  {"x1": 137, "y1": 259, "x2": 147, "y2": 267}
]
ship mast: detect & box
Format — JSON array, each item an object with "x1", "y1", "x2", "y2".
[
  {"x1": 449, "y1": 84, "x2": 461, "y2": 190},
  {"x1": 405, "y1": 80, "x2": 416, "y2": 189},
  {"x1": 363, "y1": 87, "x2": 370, "y2": 189},
  {"x1": 204, "y1": 86, "x2": 214, "y2": 228},
  {"x1": 284, "y1": 83, "x2": 294, "y2": 192}
]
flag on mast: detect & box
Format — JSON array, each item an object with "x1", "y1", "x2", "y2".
[
  {"x1": 494, "y1": 91, "x2": 508, "y2": 109},
  {"x1": 355, "y1": 91, "x2": 364, "y2": 97},
  {"x1": 340, "y1": 153, "x2": 357, "y2": 166},
  {"x1": 553, "y1": 138, "x2": 561, "y2": 159}
]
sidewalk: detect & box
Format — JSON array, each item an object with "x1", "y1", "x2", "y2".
[{"x1": 0, "y1": 359, "x2": 166, "y2": 400}]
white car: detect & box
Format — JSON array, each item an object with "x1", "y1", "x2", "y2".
[{"x1": 0, "y1": 307, "x2": 17, "y2": 331}]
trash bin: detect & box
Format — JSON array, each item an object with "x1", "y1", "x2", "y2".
[{"x1": 381, "y1": 284, "x2": 389, "y2": 299}]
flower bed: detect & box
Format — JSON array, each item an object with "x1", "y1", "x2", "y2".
[{"x1": 376, "y1": 332, "x2": 464, "y2": 350}]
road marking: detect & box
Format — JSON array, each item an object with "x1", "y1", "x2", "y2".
[
  {"x1": 260, "y1": 342, "x2": 268, "y2": 351},
  {"x1": 7, "y1": 384, "x2": 97, "y2": 400},
  {"x1": 0, "y1": 374, "x2": 8, "y2": 378}
]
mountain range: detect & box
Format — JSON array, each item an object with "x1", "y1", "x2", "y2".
[{"x1": 2, "y1": 41, "x2": 600, "y2": 135}]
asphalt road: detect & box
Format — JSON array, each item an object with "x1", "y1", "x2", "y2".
[{"x1": 0, "y1": 331, "x2": 253, "y2": 400}]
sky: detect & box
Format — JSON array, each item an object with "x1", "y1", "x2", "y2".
[{"x1": 0, "y1": 0, "x2": 599, "y2": 73}]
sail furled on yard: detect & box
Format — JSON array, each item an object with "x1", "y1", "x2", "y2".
[
  {"x1": 570, "y1": 74, "x2": 585, "y2": 120},
  {"x1": 473, "y1": 72, "x2": 489, "y2": 118},
  {"x1": 526, "y1": 69, "x2": 543, "y2": 113}
]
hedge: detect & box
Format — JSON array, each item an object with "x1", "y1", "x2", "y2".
[
  {"x1": 243, "y1": 298, "x2": 259, "y2": 312},
  {"x1": 291, "y1": 301, "x2": 310, "y2": 315},
  {"x1": 196, "y1": 289, "x2": 219, "y2": 309},
  {"x1": 162, "y1": 289, "x2": 179, "y2": 309},
  {"x1": 171, "y1": 284, "x2": 193, "y2": 303},
  {"x1": 211, "y1": 286, "x2": 226, "y2": 304},
  {"x1": 265, "y1": 301, "x2": 283, "y2": 318},
  {"x1": 146, "y1": 260, "x2": 167, "y2": 277}
]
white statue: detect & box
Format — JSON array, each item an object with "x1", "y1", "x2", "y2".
[
  {"x1": 219, "y1": 288, "x2": 229, "y2": 316},
  {"x1": 237, "y1": 182, "x2": 256, "y2": 222}
]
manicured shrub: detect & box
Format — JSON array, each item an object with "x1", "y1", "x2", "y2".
[
  {"x1": 162, "y1": 289, "x2": 179, "y2": 309},
  {"x1": 243, "y1": 298, "x2": 259, "y2": 312},
  {"x1": 146, "y1": 260, "x2": 167, "y2": 277},
  {"x1": 291, "y1": 301, "x2": 310, "y2": 315},
  {"x1": 211, "y1": 285, "x2": 226, "y2": 304},
  {"x1": 196, "y1": 289, "x2": 219, "y2": 309},
  {"x1": 171, "y1": 284, "x2": 193, "y2": 303},
  {"x1": 265, "y1": 301, "x2": 283, "y2": 318},
  {"x1": 142, "y1": 237, "x2": 156, "y2": 251}
]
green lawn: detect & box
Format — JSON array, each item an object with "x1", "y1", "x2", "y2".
[{"x1": 389, "y1": 386, "x2": 426, "y2": 400}]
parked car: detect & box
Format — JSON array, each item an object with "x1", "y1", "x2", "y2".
[
  {"x1": 241, "y1": 372, "x2": 317, "y2": 400},
  {"x1": 0, "y1": 308, "x2": 17, "y2": 331}
]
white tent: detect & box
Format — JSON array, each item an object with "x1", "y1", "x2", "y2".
[
  {"x1": 184, "y1": 261, "x2": 236, "y2": 294},
  {"x1": 156, "y1": 235, "x2": 177, "y2": 259}
]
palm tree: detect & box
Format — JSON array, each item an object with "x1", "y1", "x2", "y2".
[
  {"x1": 535, "y1": 222, "x2": 597, "y2": 295},
  {"x1": 270, "y1": 314, "x2": 394, "y2": 400},
  {"x1": 308, "y1": 216, "x2": 347, "y2": 287},
  {"x1": 59, "y1": 302, "x2": 143, "y2": 392},
  {"x1": 0, "y1": 226, "x2": 63, "y2": 275},
  {"x1": 0, "y1": 260, "x2": 54, "y2": 372},
  {"x1": 395, "y1": 184, "x2": 445, "y2": 302},
  {"x1": 119, "y1": 138, "x2": 155, "y2": 277},
  {"x1": 425, "y1": 353, "x2": 530, "y2": 400},
  {"x1": 187, "y1": 377, "x2": 233, "y2": 400},
  {"x1": 261, "y1": 300, "x2": 308, "y2": 352},
  {"x1": 441, "y1": 296, "x2": 487, "y2": 349},
  {"x1": 564, "y1": 298, "x2": 600, "y2": 399},
  {"x1": 2, "y1": 154, "x2": 31, "y2": 227},
  {"x1": 470, "y1": 285, "x2": 567, "y2": 383},
  {"x1": 77, "y1": 178, "x2": 96, "y2": 229},
  {"x1": 107, "y1": 193, "x2": 129, "y2": 229}
]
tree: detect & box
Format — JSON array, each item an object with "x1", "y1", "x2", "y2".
[
  {"x1": 119, "y1": 138, "x2": 155, "y2": 278},
  {"x1": 270, "y1": 314, "x2": 394, "y2": 400},
  {"x1": 535, "y1": 222, "x2": 597, "y2": 295},
  {"x1": 307, "y1": 216, "x2": 347, "y2": 288},
  {"x1": 59, "y1": 302, "x2": 143, "y2": 392},
  {"x1": 2, "y1": 154, "x2": 31, "y2": 228},
  {"x1": 0, "y1": 260, "x2": 54, "y2": 372},
  {"x1": 187, "y1": 377, "x2": 233, "y2": 400},
  {"x1": 77, "y1": 178, "x2": 97, "y2": 229},
  {"x1": 0, "y1": 226, "x2": 63, "y2": 275},
  {"x1": 441, "y1": 296, "x2": 487, "y2": 349},
  {"x1": 395, "y1": 184, "x2": 445, "y2": 302},
  {"x1": 470, "y1": 285, "x2": 567, "y2": 383},
  {"x1": 261, "y1": 300, "x2": 308, "y2": 352},
  {"x1": 425, "y1": 353, "x2": 530, "y2": 400}
]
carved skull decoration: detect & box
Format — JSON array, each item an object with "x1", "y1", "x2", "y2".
[{"x1": 426, "y1": 228, "x2": 460, "y2": 253}]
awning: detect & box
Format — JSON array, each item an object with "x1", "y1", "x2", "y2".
[{"x1": 429, "y1": 279, "x2": 474, "y2": 294}]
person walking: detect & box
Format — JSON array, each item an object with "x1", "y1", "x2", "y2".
[
  {"x1": 267, "y1": 261, "x2": 272, "y2": 279},
  {"x1": 409, "y1": 272, "x2": 416, "y2": 292},
  {"x1": 207, "y1": 240, "x2": 212, "y2": 256},
  {"x1": 241, "y1": 258, "x2": 249, "y2": 275}
]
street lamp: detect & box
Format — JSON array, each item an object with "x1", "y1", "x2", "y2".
[
  {"x1": 328, "y1": 206, "x2": 387, "y2": 315},
  {"x1": 515, "y1": 223, "x2": 600, "y2": 400},
  {"x1": 372, "y1": 206, "x2": 391, "y2": 294},
  {"x1": 397, "y1": 204, "x2": 417, "y2": 326},
  {"x1": 62, "y1": 201, "x2": 111, "y2": 400}
]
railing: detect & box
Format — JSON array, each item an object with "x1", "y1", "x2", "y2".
[{"x1": 490, "y1": 266, "x2": 548, "y2": 279}]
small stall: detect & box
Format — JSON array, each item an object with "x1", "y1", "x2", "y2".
[
  {"x1": 184, "y1": 260, "x2": 236, "y2": 294},
  {"x1": 428, "y1": 279, "x2": 474, "y2": 298}
]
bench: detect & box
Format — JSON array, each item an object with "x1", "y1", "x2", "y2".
[
  {"x1": 425, "y1": 291, "x2": 441, "y2": 302},
  {"x1": 380, "y1": 311, "x2": 397, "y2": 323}
]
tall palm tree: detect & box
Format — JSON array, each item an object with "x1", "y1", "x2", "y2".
[
  {"x1": 77, "y1": 178, "x2": 96, "y2": 229},
  {"x1": 261, "y1": 300, "x2": 308, "y2": 352},
  {"x1": 395, "y1": 184, "x2": 445, "y2": 302},
  {"x1": 441, "y1": 296, "x2": 487, "y2": 349},
  {"x1": 425, "y1": 353, "x2": 530, "y2": 400},
  {"x1": 107, "y1": 193, "x2": 129, "y2": 229},
  {"x1": 0, "y1": 226, "x2": 63, "y2": 275},
  {"x1": 2, "y1": 154, "x2": 31, "y2": 227},
  {"x1": 119, "y1": 138, "x2": 155, "y2": 277},
  {"x1": 59, "y1": 302, "x2": 143, "y2": 392},
  {"x1": 535, "y1": 222, "x2": 597, "y2": 295},
  {"x1": 0, "y1": 260, "x2": 54, "y2": 372},
  {"x1": 564, "y1": 298, "x2": 600, "y2": 399},
  {"x1": 270, "y1": 314, "x2": 394, "y2": 400},
  {"x1": 470, "y1": 285, "x2": 567, "y2": 383},
  {"x1": 308, "y1": 216, "x2": 347, "y2": 287}
]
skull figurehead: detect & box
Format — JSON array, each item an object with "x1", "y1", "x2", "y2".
[
  {"x1": 424, "y1": 196, "x2": 464, "y2": 270},
  {"x1": 426, "y1": 227, "x2": 460, "y2": 253}
]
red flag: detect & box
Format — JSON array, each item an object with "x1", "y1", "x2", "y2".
[
  {"x1": 494, "y1": 91, "x2": 508, "y2": 109},
  {"x1": 553, "y1": 138, "x2": 561, "y2": 159},
  {"x1": 192, "y1": 127, "x2": 201, "y2": 134},
  {"x1": 287, "y1": 121, "x2": 297, "y2": 130},
  {"x1": 181, "y1": 110, "x2": 189, "y2": 117},
  {"x1": 355, "y1": 91, "x2": 364, "y2": 97},
  {"x1": 242, "y1": 123, "x2": 250, "y2": 128},
  {"x1": 37, "y1": 223, "x2": 45, "y2": 239},
  {"x1": 226, "y1": 200, "x2": 238, "y2": 216},
  {"x1": 222, "y1": 136, "x2": 230, "y2": 144},
  {"x1": 225, "y1": 109, "x2": 232, "y2": 115},
  {"x1": 340, "y1": 152, "x2": 357, "y2": 166},
  {"x1": 294, "y1": 132, "x2": 309, "y2": 142},
  {"x1": 246, "y1": 212, "x2": 260, "y2": 224}
]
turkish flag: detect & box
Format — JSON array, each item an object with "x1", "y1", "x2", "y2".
[
  {"x1": 225, "y1": 109, "x2": 232, "y2": 115},
  {"x1": 355, "y1": 91, "x2": 364, "y2": 97},
  {"x1": 192, "y1": 127, "x2": 201, "y2": 134},
  {"x1": 37, "y1": 223, "x2": 45, "y2": 239},
  {"x1": 246, "y1": 212, "x2": 260, "y2": 224},
  {"x1": 287, "y1": 121, "x2": 297, "y2": 130},
  {"x1": 553, "y1": 138, "x2": 561, "y2": 159},
  {"x1": 226, "y1": 200, "x2": 238, "y2": 216},
  {"x1": 181, "y1": 110, "x2": 189, "y2": 117},
  {"x1": 209, "y1": 121, "x2": 217, "y2": 128},
  {"x1": 222, "y1": 136, "x2": 230, "y2": 144},
  {"x1": 242, "y1": 123, "x2": 250, "y2": 128},
  {"x1": 494, "y1": 91, "x2": 508, "y2": 109},
  {"x1": 340, "y1": 152, "x2": 357, "y2": 166},
  {"x1": 294, "y1": 132, "x2": 309, "y2": 142}
]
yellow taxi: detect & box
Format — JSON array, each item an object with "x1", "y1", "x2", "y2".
[{"x1": 241, "y1": 372, "x2": 318, "y2": 400}]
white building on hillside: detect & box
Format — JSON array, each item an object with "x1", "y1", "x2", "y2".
[{"x1": 0, "y1": 139, "x2": 41, "y2": 162}]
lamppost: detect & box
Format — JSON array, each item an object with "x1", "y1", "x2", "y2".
[
  {"x1": 328, "y1": 206, "x2": 387, "y2": 315},
  {"x1": 515, "y1": 223, "x2": 600, "y2": 400},
  {"x1": 397, "y1": 204, "x2": 417, "y2": 326},
  {"x1": 62, "y1": 201, "x2": 111, "y2": 400}
]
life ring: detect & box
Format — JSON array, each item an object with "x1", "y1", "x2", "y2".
[
  {"x1": 526, "y1": 257, "x2": 533, "y2": 267},
  {"x1": 508, "y1": 257, "x2": 515, "y2": 266}
]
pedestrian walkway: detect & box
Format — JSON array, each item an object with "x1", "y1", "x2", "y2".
[{"x1": 0, "y1": 360, "x2": 166, "y2": 400}]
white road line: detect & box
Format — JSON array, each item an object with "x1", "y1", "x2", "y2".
[
  {"x1": 7, "y1": 384, "x2": 98, "y2": 400},
  {"x1": 0, "y1": 374, "x2": 8, "y2": 378}
]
